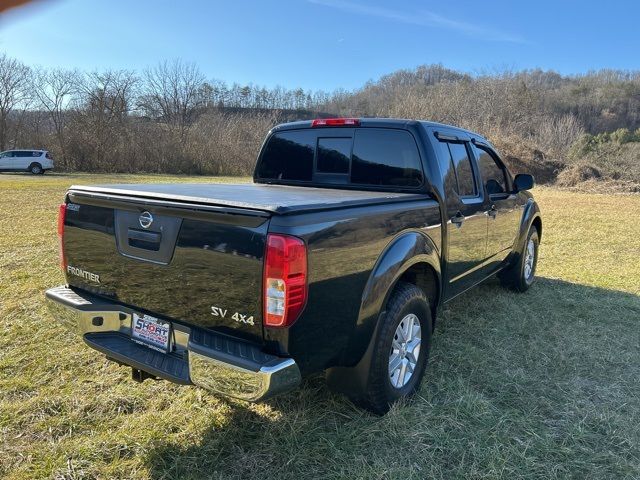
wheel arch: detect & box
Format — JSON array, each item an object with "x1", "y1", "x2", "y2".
[
  {"x1": 516, "y1": 198, "x2": 542, "y2": 252},
  {"x1": 531, "y1": 215, "x2": 542, "y2": 240},
  {"x1": 396, "y1": 261, "x2": 440, "y2": 326}
]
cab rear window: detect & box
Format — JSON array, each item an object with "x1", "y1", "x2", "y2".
[
  {"x1": 256, "y1": 128, "x2": 423, "y2": 188},
  {"x1": 317, "y1": 137, "x2": 351, "y2": 174},
  {"x1": 256, "y1": 130, "x2": 314, "y2": 181}
]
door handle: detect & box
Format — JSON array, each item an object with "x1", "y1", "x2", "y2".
[
  {"x1": 486, "y1": 205, "x2": 498, "y2": 219},
  {"x1": 451, "y1": 211, "x2": 465, "y2": 227}
]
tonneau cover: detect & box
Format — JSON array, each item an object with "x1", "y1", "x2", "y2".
[{"x1": 69, "y1": 183, "x2": 429, "y2": 215}]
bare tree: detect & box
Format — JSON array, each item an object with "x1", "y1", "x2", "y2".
[
  {"x1": 76, "y1": 69, "x2": 138, "y2": 119},
  {"x1": 32, "y1": 67, "x2": 79, "y2": 165},
  {"x1": 71, "y1": 69, "x2": 138, "y2": 169},
  {"x1": 140, "y1": 59, "x2": 205, "y2": 142},
  {"x1": 0, "y1": 53, "x2": 31, "y2": 150}
]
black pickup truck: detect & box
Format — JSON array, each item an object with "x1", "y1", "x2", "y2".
[{"x1": 46, "y1": 118, "x2": 541, "y2": 414}]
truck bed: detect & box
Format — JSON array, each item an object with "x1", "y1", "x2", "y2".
[{"x1": 69, "y1": 183, "x2": 430, "y2": 215}]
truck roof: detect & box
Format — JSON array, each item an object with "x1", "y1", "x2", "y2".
[{"x1": 272, "y1": 117, "x2": 484, "y2": 140}]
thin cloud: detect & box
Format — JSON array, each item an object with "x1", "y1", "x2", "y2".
[{"x1": 309, "y1": 0, "x2": 527, "y2": 44}]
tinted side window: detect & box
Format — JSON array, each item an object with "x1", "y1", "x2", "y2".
[
  {"x1": 436, "y1": 142, "x2": 458, "y2": 195},
  {"x1": 257, "y1": 131, "x2": 314, "y2": 181},
  {"x1": 351, "y1": 129, "x2": 423, "y2": 187},
  {"x1": 447, "y1": 143, "x2": 477, "y2": 197},
  {"x1": 473, "y1": 145, "x2": 507, "y2": 195},
  {"x1": 16, "y1": 151, "x2": 35, "y2": 157},
  {"x1": 317, "y1": 137, "x2": 351, "y2": 174}
]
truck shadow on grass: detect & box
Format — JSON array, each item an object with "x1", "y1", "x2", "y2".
[{"x1": 145, "y1": 277, "x2": 640, "y2": 479}]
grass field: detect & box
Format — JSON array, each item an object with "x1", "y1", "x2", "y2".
[{"x1": 1, "y1": 173, "x2": 639, "y2": 479}]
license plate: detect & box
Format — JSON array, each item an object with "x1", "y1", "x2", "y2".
[{"x1": 131, "y1": 313, "x2": 171, "y2": 352}]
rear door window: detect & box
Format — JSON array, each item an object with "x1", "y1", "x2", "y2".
[
  {"x1": 447, "y1": 142, "x2": 477, "y2": 197},
  {"x1": 351, "y1": 129, "x2": 423, "y2": 187}
]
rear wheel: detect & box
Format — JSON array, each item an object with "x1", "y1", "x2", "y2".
[
  {"x1": 360, "y1": 282, "x2": 432, "y2": 414},
  {"x1": 500, "y1": 227, "x2": 539, "y2": 292},
  {"x1": 29, "y1": 163, "x2": 42, "y2": 175}
]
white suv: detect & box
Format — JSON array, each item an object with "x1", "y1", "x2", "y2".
[{"x1": 0, "y1": 149, "x2": 54, "y2": 174}]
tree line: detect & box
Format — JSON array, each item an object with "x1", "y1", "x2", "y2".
[
  {"x1": 0, "y1": 53, "x2": 332, "y2": 173},
  {"x1": 2, "y1": 53, "x2": 639, "y2": 183}
]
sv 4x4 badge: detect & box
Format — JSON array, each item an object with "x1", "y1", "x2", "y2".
[{"x1": 211, "y1": 306, "x2": 255, "y2": 325}]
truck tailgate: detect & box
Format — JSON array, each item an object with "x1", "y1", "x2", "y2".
[{"x1": 63, "y1": 189, "x2": 269, "y2": 344}]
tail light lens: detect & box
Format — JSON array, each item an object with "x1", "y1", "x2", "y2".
[
  {"x1": 311, "y1": 117, "x2": 360, "y2": 127},
  {"x1": 263, "y1": 234, "x2": 307, "y2": 327},
  {"x1": 58, "y1": 203, "x2": 67, "y2": 270}
]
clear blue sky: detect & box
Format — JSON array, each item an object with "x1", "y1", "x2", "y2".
[{"x1": 1, "y1": 0, "x2": 638, "y2": 91}]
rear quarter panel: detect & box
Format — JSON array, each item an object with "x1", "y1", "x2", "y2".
[{"x1": 267, "y1": 200, "x2": 441, "y2": 374}]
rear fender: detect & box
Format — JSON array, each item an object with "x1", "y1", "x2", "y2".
[{"x1": 326, "y1": 231, "x2": 441, "y2": 397}]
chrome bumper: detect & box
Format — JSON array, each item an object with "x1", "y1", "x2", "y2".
[{"x1": 45, "y1": 286, "x2": 301, "y2": 402}]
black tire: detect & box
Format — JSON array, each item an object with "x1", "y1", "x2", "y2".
[
  {"x1": 499, "y1": 227, "x2": 539, "y2": 292},
  {"x1": 359, "y1": 282, "x2": 432, "y2": 415},
  {"x1": 29, "y1": 163, "x2": 42, "y2": 175}
]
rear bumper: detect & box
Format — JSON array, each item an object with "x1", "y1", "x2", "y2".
[{"x1": 45, "y1": 285, "x2": 300, "y2": 402}]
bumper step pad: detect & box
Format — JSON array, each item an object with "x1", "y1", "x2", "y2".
[
  {"x1": 189, "y1": 327, "x2": 282, "y2": 373},
  {"x1": 84, "y1": 332, "x2": 190, "y2": 384}
]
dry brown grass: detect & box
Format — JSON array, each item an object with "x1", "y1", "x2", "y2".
[{"x1": 1, "y1": 174, "x2": 639, "y2": 479}]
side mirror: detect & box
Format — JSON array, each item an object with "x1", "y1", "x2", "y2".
[{"x1": 514, "y1": 173, "x2": 535, "y2": 192}]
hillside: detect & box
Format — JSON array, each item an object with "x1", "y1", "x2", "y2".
[{"x1": 324, "y1": 65, "x2": 640, "y2": 192}]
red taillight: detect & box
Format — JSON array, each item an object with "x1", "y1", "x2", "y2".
[
  {"x1": 57, "y1": 204, "x2": 66, "y2": 236},
  {"x1": 263, "y1": 234, "x2": 307, "y2": 327},
  {"x1": 58, "y1": 203, "x2": 67, "y2": 269},
  {"x1": 311, "y1": 117, "x2": 360, "y2": 127}
]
